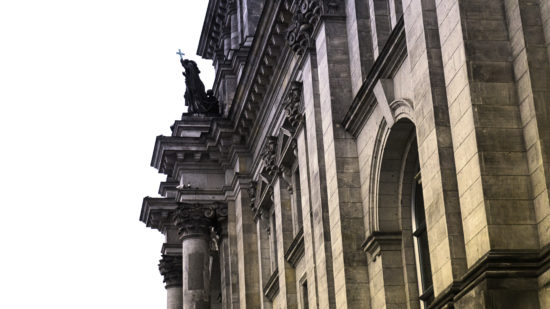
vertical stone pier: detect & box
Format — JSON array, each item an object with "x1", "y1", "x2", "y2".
[{"x1": 173, "y1": 203, "x2": 226, "y2": 309}]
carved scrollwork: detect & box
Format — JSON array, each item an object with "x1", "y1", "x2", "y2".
[
  {"x1": 158, "y1": 254, "x2": 183, "y2": 288},
  {"x1": 261, "y1": 136, "x2": 279, "y2": 181},
  {"x1": 286, "y1": 0, "x2": 321, "y2": 55},
  {"x1": 248, "y1": 181, "x2": 257, "y2": 210},
  {"x1": 173, "y1": 203, "x2": 226, "y2": 238},
  {"x1": 285, "y1": 0, "x2": 341, "y2": 55},
  {"x1": 283, "y1": 81, "x2": 304, "y2": 130}
]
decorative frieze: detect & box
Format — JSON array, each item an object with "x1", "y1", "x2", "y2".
[{"x1": 158, "y1": 254, "x2": 183, "y2": 288}]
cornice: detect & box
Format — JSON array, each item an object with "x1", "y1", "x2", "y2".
[
  {"x1": 284, "y1": 228, "x2": 305, "y2": 267},
  {"x1": 342, "y1": 17, "x2": 407, "y2": 137},
  {"x1": 197, "y1": 0, "x2": 225, "y2": 59},
  {"x1": 263, "y1": 268, "x2": 280, "y2": 301},
  {"x1": 429, "y1": 246, "x2": 550, "y2": 309},
  {"x1": 140, "y1": 197, "x2": 178, "y2": 233},
  {"x1": 158, "y1": 181, "x2": 178, "y2": 197},
  {"x1": 150, "y1": 135, "x2": 211, "y2": 176},
  {"x1": 228, "y1": 1, "x2": 292, "y2": 139},
  {"x1": 223, "y1": 172, "x2": 254, "y2": 200}
]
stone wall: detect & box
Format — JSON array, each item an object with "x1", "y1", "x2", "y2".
[{"x1": 142, "y1": 0, "x2": 550, "y2": 308}]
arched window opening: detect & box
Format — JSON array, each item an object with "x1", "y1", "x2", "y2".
[{"x1": 411, "y1": 162, "x2": 433, "y2": 307}]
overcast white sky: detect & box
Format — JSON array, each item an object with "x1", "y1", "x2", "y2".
[{"x1": 0, "y1": 1, "x2": 214, "y2": 308}]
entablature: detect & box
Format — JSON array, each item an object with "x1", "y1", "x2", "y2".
[
  {"x1": 140, "y1": 197, "x2": 178, "y2": 233},
  {"x1": 158, "y1": 180, "x2": 178, "y2": 198}
]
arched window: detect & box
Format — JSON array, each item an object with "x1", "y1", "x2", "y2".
[{"x1": 411, "y1": 163, "x2": 433, "y2": 307}]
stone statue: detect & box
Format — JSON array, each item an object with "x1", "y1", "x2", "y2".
[{"x1": 180, "y1": 58, "x2": 220, "y2": 114}]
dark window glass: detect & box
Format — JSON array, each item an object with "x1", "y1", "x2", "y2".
[
  {"x1": 412, "y1": 166, "x2": 434, "y2": 307},
  {"x1": 302, "y1": 280, "x2": 309, "y2": 309}
]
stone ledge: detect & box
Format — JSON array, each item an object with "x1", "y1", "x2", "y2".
[
  {"x1": 430, "y1": 245, "x2": 550, "y2": 309},
  {"x1": 284, "y1": 228, "x2": 304, "y2": 267},
  {"x1": 343, "y1": 16, "x2": 407, "y2": 137},
  {"x1": 263, "y1": 268, "x2": 280, "y2": 301},
  {"x1": 361, "y1": 231, "x2": 402, "y2": 262}
]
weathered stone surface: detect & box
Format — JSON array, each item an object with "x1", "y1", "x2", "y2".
[{"x1": 141, "y1": 0, "x2": 550, "y2": 308}]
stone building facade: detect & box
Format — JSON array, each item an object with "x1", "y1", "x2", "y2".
[{"x1": 140, "y1": 0, "x2": 550, "y2": 308}]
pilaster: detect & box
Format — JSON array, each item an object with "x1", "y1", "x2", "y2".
[
  {"x1": 314, "y1": 15, "x2": 370, "y2": 309},
  {"x1": 273, "y1": 177, "x2": 298, "y2": 308},
  {"x1": 363, "y1": 232, "x2": 406, "y2": 309},
  {"x1": 235, "y1": 181, "x2": 262, "y2": 309},
  {"x1": 435, "y1": 0, "x2": 540, "y2": 266},
  {"x1": 345, "y1": 0, "x2": 375, "y2": 95},
  {"x1": 400, "y1": 0, "x2": 468, "y2": 297},
  {"x1": 301, "y1": 52, "x2": 337, "y2": 309}
]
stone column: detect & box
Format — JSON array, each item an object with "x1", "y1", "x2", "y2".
[
  {"x1": 173, "y1": 203, "x2": 226, "y2": 309},
  {"x1": 159, "y1": 255, "x2": 183, "y2": 309}
]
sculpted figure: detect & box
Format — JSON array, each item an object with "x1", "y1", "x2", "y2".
[{"x1": 180, "y1": 59, "x2": 220, "y2": 114}]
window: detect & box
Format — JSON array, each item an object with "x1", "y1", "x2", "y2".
[
  {"x1": 411, "y1": 164, "x2": 434, "y2": 307},
  {"x1": 301, "y1": 279, "x2": 309, "y2": 309}
]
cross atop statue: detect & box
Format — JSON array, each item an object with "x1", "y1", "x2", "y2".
[
  {"x1": 178, "y1": 54, "x2": 220, "y2": 115},
  {"x1": 176, "y1": 49, "x2": 185, "y2": 60}
]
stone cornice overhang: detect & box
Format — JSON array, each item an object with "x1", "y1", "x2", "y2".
[
  {"x1": 429, "y1": 246, "x2": 550, "y2": 309},
  {"x1": 223, "y1": 172, "x2": 254, "y2": 200},
  {"x1": 264, "y1": 268, "x2": 280, "y2": 301},
  {"x1": 151, "y1": 135, "x2": 210, "y2": 176},
  {"x1": 175, "y1": 188, "x2": 226, "y2": 204},
  {"x1": 342, "y1": 17, "x2": 407, "y2": 137},
  {"x1": 284, "y1": 228, "x2": 304, "y2": 267},
  {"x1": 171, "y1": 115, "x2": 219, "y2": 137},
  {"x1": 197, "y1": 0, "x2": 225, "y2": 59},
  {"x1": 227, "y1": 0, "x2": 292, "y2": 139},
  {"x1": 158, "y1": 181, "x2": 178, "y2": 196},
  {"x1": 140, "y1": 197, "x2": 178, "y2": 232},
  {"x1": 212, "y1": 46, "x2": 251, "y2": 94},
  {"x1": 170, "y1": 115, "x2": 250, "y2": 170}
]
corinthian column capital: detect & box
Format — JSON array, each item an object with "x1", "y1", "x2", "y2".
[
  {"x1": 172, "y1": 203, "x2": 227, "y2": 239},
  {"x1": 158, "y1": 254, "x2": 182, "y2": 288}
]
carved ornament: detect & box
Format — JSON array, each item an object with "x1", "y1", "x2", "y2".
[
  {"x1": 261, "y1": 136, "x2": 279, "y2": 181},
  {"x1": 158, "y1": 254, "x2": 183, "y2": 288},
  {"x1": 285, "y1": 0, "x2": 340, "y2": 55},
  {"x1": 248, "y1": 181, "x2": 257, "y2": 210},
  {"x1": 173, "y1": 203, "x2": 226, "y2": 238},
  {"x1": 282, "y1": 81, "x2": 304, "y2": 130}
]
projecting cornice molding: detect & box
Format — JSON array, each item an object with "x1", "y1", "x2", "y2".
[
  {"x1": 343, "y1": 17, "x2": 407, "y2": 137},
  {"x1": 151, "y1": 136, "x2": 212, "y2": 176},
  {"x1": 197, "y1": 0, "x2": 226, "y2": 60},
  {"x1": 140, "y1": 197, "x2": 179, "y2": 233}
]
